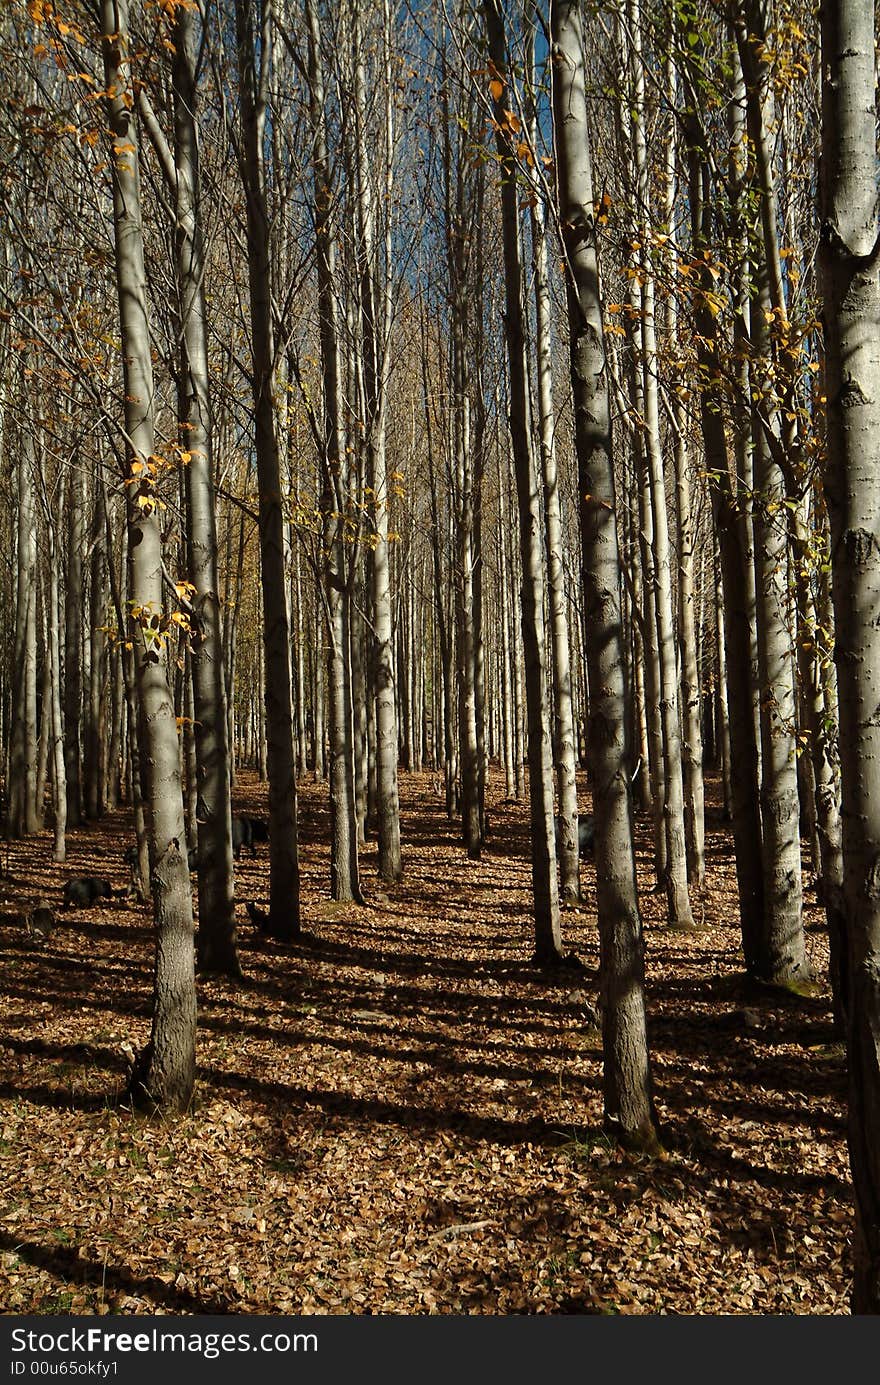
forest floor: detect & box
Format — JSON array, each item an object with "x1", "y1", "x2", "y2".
[{"x1": 0, "y1": 767, "x2": 849, "y2": 1315}]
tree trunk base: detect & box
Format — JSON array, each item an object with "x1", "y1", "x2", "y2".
[
  {"x1": 532, "y1": 947, "x2": 584, "y2": 972},
  {"x1": 606, "y1": 1116, "x2": 664, "y2": 1157},
  {"x1": 197, "y1": 944, "x2": 243, "y2": 980},
  {"x1": 750, "y1": 971, "x2": 819, "y2": 999},
  {"x1": 125, "y1": 1046, "x2": 194, "y2": 1117}
]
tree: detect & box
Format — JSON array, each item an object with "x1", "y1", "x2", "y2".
[
  {"x1": 551, "y1": 0, "x2": 657, "y2": 1148},
  {"x1": 100, "y1": 0, "x2": 196, "y2": 1113},
  {"x1": 484, "y1": 0, "x2": 563, "y2": 966},
  {"x1": 305, "y1": 0, "x2": 362, "y2": 904},
  {"x1": 623, "y1": 0, "x2": 694, "y2": 929},
  {"x1": 235, "y1": 0, "x2": 301, "y2": 937},
  {"x1": 819, "y1": 0, "x2": 880, "y2": 1312},
  {"x1": 349, "y1": 0, "x2": 403, "y2": 884},
  {"x1": 169, "y1": 0, "x2": 239, "y2": 976}
]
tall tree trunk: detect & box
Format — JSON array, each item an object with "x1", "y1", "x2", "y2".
[
  {"x1": 64, "y1": 452, "x2": 84, "y2": 826},
  {"x1": 663, "y1": 50, "x2": 705, "y2": 884},
  {"x1": 306, "y1": 0, "x2": 361, "y2": 902},
  {"x1": 106, "y1": 640, "x2": 124, "y2": 811},
  {"x1": 234, "y1": 0, "x2": 300, "y2": 936},
  {"x1": 47, "y1": 550, "x2": 66, "y2": 863},
  {"x1": 812, "y1": 539, "x2": 846, "y2": 1027},
  {"x1": 294, "y1": 537, "x2": 310, "y2": 777},
  {"x1": 173, "y1": 0, "x2": 239, "y2": 975},
  {"x1": 627, "y1": 0, "x2": 693, "y2": 927},
  {"x1": 313, "y1": 599, "x2": 325, "y2": 782},
  {"x1": 819, "y1": 0, "x2": 880, "y2": 1311},
  {"x1": 85, "y1": 479, "x2": 106, "y2": 820},
  {"x1": 552, "y1": 0, "x2": 657, "y2": 1145},
  {"x1": 622, "y1": 275, "x2": 665, "y2": 878},
  {"x1": 737, "y1": 7, "x2": 806, "y2": 985},
  {"x1": 524, "y1": 24, "x2": 579, "y2": 841},
  {"x1": 423, "y1": 334, "x2": 458, "y2": 815},
  {"x1": 350, "y1": 571, "x2": 368, "y2": 843},
  {"x1": 485, "y1": 0, "x2": 562, "y2": 965},
  {"x1": 351, "y1": 0, "x2": 402, "y2": 883},
  {"x1": 532, "y1": 186, "x2": 579, "y2": 901},
  {"x1": 35, "y1": 584, "x2": 50, "y2": 831},
  {"x1": 40, "y1": 467, "x2": 67, "y2": 862},
  {"x1": 106, "y1": 497, "x2": 150, "y2": 900},
  {"x1": 100, "y1": 0, "x2": 195, "y2": 1112},
  {"x1": 714, "y1": 541, "x2": 733, "y2": 821},
  {"x1": 497, "y1": 475, "x2": 515, "y2": 800},
  {"x1": 9, "y1": 366, "x2": 39, "y2": 838},
  {"x1": 683, "y1": 99, "x2": 765, "y2": 971}
]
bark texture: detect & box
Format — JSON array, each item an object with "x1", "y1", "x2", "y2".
[
  {"x1": 551, "y1": 0, "x2": 657, "y2": 1147},
  {"x1": 100, "y1": 0, "x2": 196, "y2": 1113},
  {"x1": 485, "y1": 0, "x2": 562, "y2": 965},
  {"x1": 235, "y1": 0, "x2": 300, "y2": 936},
  {"x1": 173, "y1": 1, "x2": 239, "y2": 976},
  {"x1": 819, "y1": 0, "x2": 880, "y2": 1312}
]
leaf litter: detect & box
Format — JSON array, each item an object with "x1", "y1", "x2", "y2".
[{"x1": 0, "y1": 770, "x2": 849, "y2": 1314}]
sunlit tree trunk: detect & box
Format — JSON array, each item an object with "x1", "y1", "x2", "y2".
[
  {"x1": 440, "y1": 35, "x2": 481, "y2": 858},
  {"x1": 100, "y1": 0, "x2": 195, "y2": 1112},
  {"x1": 551, "y1": 0, "x2": 657, "y2": 1144},
  {"x1": 42, "y1": 469, "x2": 66, "y2": 863},
  {"x1": 626, "y1": 0, "x2": 693, "y2": 928},
  {"x1": 737, "y1": 5, "x2": 806, "y2": 985},
  {"x1": 663, "y1": 49, "x2": 704, "y2": 885},
  {"x1": 64, "y1": 454, "x2": 83, "y2": 827},
  {"x1": 9, "y1": 365, "x2": 39, "y2": 838},
  {"x1": 350, "y1": 0, "x2": 402, "y2": 882},
  {"x1": 306, "y1": 0, "x2": 361, "y2": 902},
  {"x1": 819, "y1": 0, "x2": 880, "y2": 1311},
  {"x1": 530, "y1": 162, "x2": 579, "y2": 899},
  {"x1": 85, "y1": 481, "x2": 106, "y2": 820}
]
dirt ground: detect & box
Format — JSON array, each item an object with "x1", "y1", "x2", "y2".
[{"x1": 0, "y1": 768, "x2": 849, "y2": 1314}]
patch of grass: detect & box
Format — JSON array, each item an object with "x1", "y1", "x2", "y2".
[{"x1": 555, "y1": 1126, "x2": 617, "y2": 1162}]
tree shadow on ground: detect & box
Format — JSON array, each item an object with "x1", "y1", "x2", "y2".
[
  {"x1": 0, "y1": 1231, "x2": 236, "y2": 1314},
  {"x1": 198, "y1": 1062, "x2": 598, "y2": 1147}
]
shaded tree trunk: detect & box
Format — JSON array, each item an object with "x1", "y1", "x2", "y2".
[
  {"x1": 234, "y1": 0, "x2": 300, "y2": 936},
  {"x1": 173, "y1": 0, "x2": 239, "y2": 975},
  {"x1": 485, "y1": 0, "x2": 562, "y2": 965},
  {"x1": 683, "y1": 97, "x2": 765, "y2": 972}
]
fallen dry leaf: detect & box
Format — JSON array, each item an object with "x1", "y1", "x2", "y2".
[{"x1": 0, "y1": 768, "x2": 850, "y2": 1314}]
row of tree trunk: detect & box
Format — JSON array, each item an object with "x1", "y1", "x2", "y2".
[{"x1": 3, "y1": 0, "x2": 880, "y2": 1313}]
